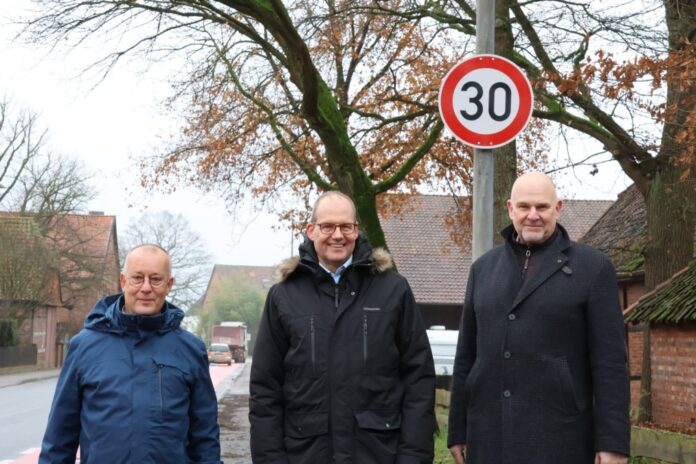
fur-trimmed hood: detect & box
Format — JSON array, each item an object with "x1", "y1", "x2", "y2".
[{"x1": 275, "y1": 235, "x2": 393, "y2": 281}]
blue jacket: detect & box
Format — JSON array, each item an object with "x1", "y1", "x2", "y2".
[{"x1": 40, "y1": 294, "x2": 222, "y2": 464}]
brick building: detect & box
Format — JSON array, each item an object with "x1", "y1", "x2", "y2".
[
  {"x1": 624, "y1": 259, "x2": 696, "y2": 433},
  {"x1": 581, "y1": 184, "x2": 648, "y2": 408},
  {"x1": 0, "y1": 216, "x2": 67, "y2": 368},
  {"x1": 0, "y1": 211, "x2": 121, "y2": 367}
]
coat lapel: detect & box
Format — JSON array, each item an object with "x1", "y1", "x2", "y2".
[{"x1": 509, "y1": 228, "x2": 571, "y2": 312}]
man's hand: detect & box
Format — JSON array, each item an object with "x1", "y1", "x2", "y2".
[
  {"x1": 449, "y1": 444, "x2": 466, "y2": 464},
  {"x1": 595, "y1": 451, "x2": 628, "y2": 464}
]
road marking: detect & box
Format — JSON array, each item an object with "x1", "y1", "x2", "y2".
[{"x1": 0, "y1": 447, "x2": 40, "y2": 464}]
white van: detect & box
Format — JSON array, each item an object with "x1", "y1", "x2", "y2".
[{"x1": 426, "y1": 326, "x2": 459, "y2": 376}]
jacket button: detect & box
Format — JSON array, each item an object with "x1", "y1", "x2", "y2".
[
  {"x1": 503, "y1": 390, "x2": 511, "y2": 398},
  {"x1": 503, "y1": 351, "x2": 512, "y2": 359},
  {"x1": 508, "y1": 314, "x2": 516, "y2": 321},
  {"x1": 385, "y1": 423, "x2": 391, "y2": 428},
  {"x1": 351, "y1": 291, "x2": 355, "y2": 296}
]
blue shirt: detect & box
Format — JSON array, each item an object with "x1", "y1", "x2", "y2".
[{"x1": 319, "y1": 256, "x2": 353, "y2": 284}]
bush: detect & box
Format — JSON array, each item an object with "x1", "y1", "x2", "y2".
[{"x1": 0, "y1": 319, "x2": 19, "y2": 347}]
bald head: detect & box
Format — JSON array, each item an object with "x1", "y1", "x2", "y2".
[
  {"x1": 123, "y1": 244, "x2": 171, "y2": 275},
  {"x1": 507, "y1": 172, "x2": 562, "y2": 245},
  {"x1": 510, "y1": 172, "x2": 558, "y2": 204}
]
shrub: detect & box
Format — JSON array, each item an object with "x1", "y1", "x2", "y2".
[{"x1": 0, "y1": 319, "x2": 19, "y2": 347}]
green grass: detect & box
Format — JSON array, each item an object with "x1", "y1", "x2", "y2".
[
  {"x1": 433, "y1": 404, "x2": 672, "y2": 464},
  {"x1": 628, "y1": 458, "x2": 672, "y2": 464},
  {"x1": 434, "y1": 428, "x2": 451, "y2": 463}
]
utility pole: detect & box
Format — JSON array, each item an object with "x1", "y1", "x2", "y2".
[{"x1": 472, "y1": 0, "x2": 496, "y2": 260}]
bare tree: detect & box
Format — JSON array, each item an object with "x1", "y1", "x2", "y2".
[
  {"x1": 0, "y1": 99, "x2": 45, "y2": 205},
  {"x1": 9, "y1": 153, "x2": 95, "y2": 216},
  {"x1": 119, "y1": 211, "x2": 212, "y2": 311}
]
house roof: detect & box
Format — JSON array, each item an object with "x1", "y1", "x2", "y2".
[
  {"x1": 0, "y1": 216, "x2": 48, "y2": 301},
  {"x1": 580, "y1": 184, "x2": 646, "y2": 275},
  {"x1": 624, "y1": 258, "x2": 696, "y2": 324},
  {"x1": 380, "y1": 194, "x2": 613, "y2": 305},
  {"x1": 0, "y1": 211, "x2": 120, "y2": 294}
]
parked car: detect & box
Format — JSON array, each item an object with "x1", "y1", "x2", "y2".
[
  {"x1": 207, "y1": 343, "x2": 232, "y2": 365},
  {"x1": 426, "y1": 325, "x2": 458, "y2": 376}
]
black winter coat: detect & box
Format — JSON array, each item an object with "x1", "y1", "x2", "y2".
[
  {"x1": 448, "y1": 225, "x2": 630, "y2": 464},
  {"x1": 249, "y1": 236, "x2": 435, "y2": 464}
]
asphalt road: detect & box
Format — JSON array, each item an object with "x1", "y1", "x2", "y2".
[{"x1": 0, "y1": 376, "x2": 56, "y2": 462}]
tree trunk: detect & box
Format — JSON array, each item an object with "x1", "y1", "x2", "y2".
[
  {"x1": 644, "y1": 169, "x2": 696, "y2": 289},
  {"x1": 493, "y1": 0, "x2": 518, "y2": 245},
  {"x1": 635, "y1": 0, "x2": 696, "y2": 422},
  {"x1": 646, "y1": 0, "x2": 696, "y2": 288}
]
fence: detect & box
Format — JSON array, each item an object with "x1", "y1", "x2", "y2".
[{"x1": 0, "y1": 344, "x2": 37, "y2": 368}]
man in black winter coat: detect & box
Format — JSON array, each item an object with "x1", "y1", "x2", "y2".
[
  {"x1": 448, "y1": 172, "x2": 630, "y2": 464},
  {"x1": 249, "y1": 191, "x2": 436, "y2": 464}
]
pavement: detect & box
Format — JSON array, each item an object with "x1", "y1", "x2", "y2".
[{"x1": 0, "y1": 368, "x2": 61, "y2": 389}]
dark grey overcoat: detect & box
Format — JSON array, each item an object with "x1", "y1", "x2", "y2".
[{"x1": 448, "y1": 225, "x2": 630, "y2": 464}]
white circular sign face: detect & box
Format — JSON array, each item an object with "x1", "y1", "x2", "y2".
[
  {"x1": 452, "y1": 68, "x2": 520, "y2": 134},
  {"x1": 439, "y1": 55, "x2": 534, "y2": 148}
]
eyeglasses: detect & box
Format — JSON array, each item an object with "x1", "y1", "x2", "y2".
[
  {"x1": 126, "y1": 275, "x2": 167, "y2": 288},
  {"x1": 314, "y1": 223, "x2": 358, "y2": 235}
]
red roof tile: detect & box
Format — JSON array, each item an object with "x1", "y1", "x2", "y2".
[{"x1": 381, "y1": 194, "x2": 613, "y2": 305}]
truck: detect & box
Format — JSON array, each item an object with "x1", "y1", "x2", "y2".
[{"x1": 211, "y1": 322, "x2": 248, "y2": 363}]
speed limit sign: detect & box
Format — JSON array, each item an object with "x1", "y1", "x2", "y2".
[{"x1": 439, "y1": 54, "x2": 534, "y2": 148}]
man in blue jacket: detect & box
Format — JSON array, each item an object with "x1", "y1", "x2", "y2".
[{"x1": 40, "y1": 244, "x2": 221, "y2": 464}]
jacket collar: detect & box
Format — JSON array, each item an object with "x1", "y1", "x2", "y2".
[
  {"x1": 502, "y1": 224, "x2": 573, "y2": 312},
  {"x1": 84, "y1": 293, "x2": 184, "y2": 335},
  {"x1": 275, "y1": 234, "x2": 393, "y2": 281}
]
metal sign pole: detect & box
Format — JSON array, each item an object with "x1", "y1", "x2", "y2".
[{"x1": 472, "y1": 0, "x2": 495, "y2": 261}]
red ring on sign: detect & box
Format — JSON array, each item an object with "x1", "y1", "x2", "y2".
[{"x1": 439, "y1": 55, "x2": 533, "y2": 148}]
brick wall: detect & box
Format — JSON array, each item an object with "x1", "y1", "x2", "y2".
[
  {"x1": 628, "y1": 325, "x2": 645, "y2": 410},
  {"x1": 625, "y1": 282, "x2": 646, "y2": 307},
  {"x1": 621, "y1": 280, "x2": 648, "y2": 411},
  {"x1": 650, "y1": 324, "x2": 696, "y2": 433}
]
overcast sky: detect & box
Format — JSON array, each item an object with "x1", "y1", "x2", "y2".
[
  {"x1": 0, "y1": 1, "x2": 632, "y2": 268},
  {"x1": 0, "y1": 1, "x2": 297, "y2": 267}
]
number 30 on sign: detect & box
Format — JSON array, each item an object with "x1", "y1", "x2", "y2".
[{"x1": 438, "y1": 55, "x2": 534, "y2": 149}]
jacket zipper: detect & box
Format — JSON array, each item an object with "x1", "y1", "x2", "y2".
[
  {"x1": 157, "y1": 363, "x2": 164, "y2": 416},
  {"x1": 363, "y1": 314, "x2": 368, "y2": 372},
  {"x1": 310, "y1": 315, "x2": 316, "y2": 372},
  {"x1": 522, "y1": 248, "x2": 531, "y2": 278}
]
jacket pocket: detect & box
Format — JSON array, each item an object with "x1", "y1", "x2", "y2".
[
  {"x1": 361, "y1": 309, "x2": 398, "y2": 375},
  {"x1": 285, "y1": 313, "x2": 324, "y2": 378},
  {"x1": 353, "y1": 410, "x2": 401, "y2": 462},
  {"x1": 462, "y1": 361, "x2": 483, "y2": 410},
  {"x1": 354, "y1": 409, "x2": 402, "y2": 431},
  {"x1": 555, "y1": 357, "x2": 580, "y2": 413},
  {"x1": 285, "y1": 411, "x2": 329, "y2": 438},
  {"x1": 152, "y1": 355, "x2": 191, "y2": 419}
]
